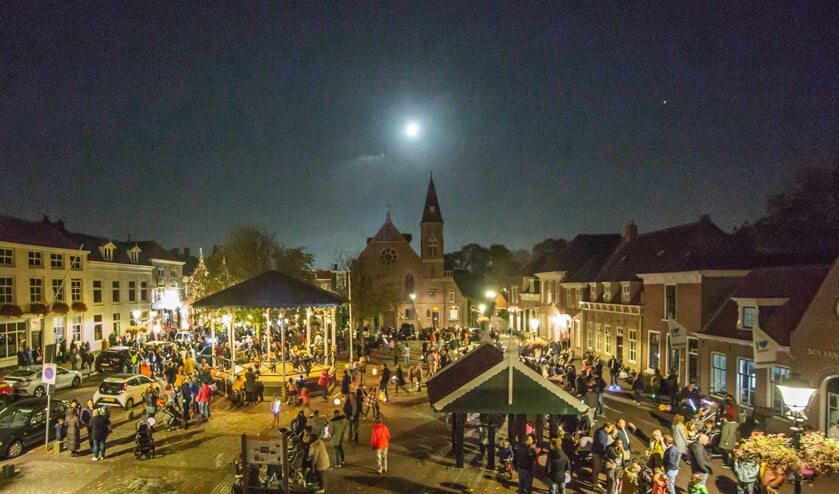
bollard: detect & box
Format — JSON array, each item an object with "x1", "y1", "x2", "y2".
[{"x1": 2, "y1": 463, "x2": 15, "y2": 478}]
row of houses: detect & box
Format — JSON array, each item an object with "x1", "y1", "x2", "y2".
[
  {"x1": 0, "y1": 214, "x2": 194, "y2": 366},
  {"x1": 507, "y1": 215, "x2": 839, "y2": 434}
]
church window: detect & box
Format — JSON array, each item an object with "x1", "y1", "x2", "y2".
[
  {"x1": 405, "y1": 274, "x2": 414, "y2": 294},
  {"x1": 379, "y1": 248, "x2": 398, "y2": 265},
  {"x1": 427, "y1": 236, "x2": 439, "y2": 258}
]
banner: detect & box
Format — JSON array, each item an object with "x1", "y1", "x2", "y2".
[
  {"x1": 752, "y1": 326, "x2": 779, "y2": 368},
  {"x1": 667, "y1": 319, "x2": 687, "y2": 349}
]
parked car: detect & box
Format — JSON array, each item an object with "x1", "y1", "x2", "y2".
[
  {"x1": 0, "y1": 381, "x2": 13, "y2": 405},
  {"x1": 398, "y1": 323, "x2": 415, "y2": 340},
  {"x1": 3, "y1": 367, "x2": 83, "y2": 397},
  {"x1": 93, "y1": 374, "x2": 162, "y2": 410},
  {"x1": 0, "y1": 397, "x2": 69, "y2": 458},
  {"x1": 95, "y1": 346, "x2": 133, "y2": 372}
]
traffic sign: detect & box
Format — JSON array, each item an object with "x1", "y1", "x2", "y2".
[{"x1": 42, "y1": 363, "x2": 57, "y2": 385}]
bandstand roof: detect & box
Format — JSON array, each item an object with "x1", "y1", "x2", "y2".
[
  {"x1": 427, "y1": 343, "x2": 587, "y2": 415},
  {"x1": 193, "y1": 270, "x2": 346, "y2": 309}
]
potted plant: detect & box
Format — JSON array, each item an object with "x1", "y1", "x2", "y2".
[
  {"x1": 735, "y1": 432, "x2": 839, "y2": 490},
  {"x1": 71, "y1": 301, "x2": 87, "y2": 313},
  {"x1": 51, "y1": 302, "x2": 70, "y2": 314},
  {"x1": 0, "y1": 304, "x2": 23, "y2": 317},
  {"x1": 29, "y1": 303, "x2": 50, "y2": 315}
]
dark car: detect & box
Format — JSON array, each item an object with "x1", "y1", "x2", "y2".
[
  {"x1": 398, "y1": 323, "x2": 415, "y2": 340},
  {"x1": 95, "y1": 346, "x2": 133, "y2": 372},
  {"x1": 0, "y1": 397, "x2": 69, "y2": 458}
]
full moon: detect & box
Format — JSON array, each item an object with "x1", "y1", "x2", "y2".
[{"x1": 404, "y1": 121, "x2": 420, "y2": 138}]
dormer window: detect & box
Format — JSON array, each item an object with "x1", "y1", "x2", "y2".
[
  {"x1": 621, "y1": 283, "x2": 631, "y2": 303},
  {"x1": 589, "y1": 284, "x2": 598, "y2": 301},
  {"x1": 602, "y1": 284, "x2": 612, "y2": 302},
  {"x1": 741, "y1": 306, "x2": 757, "y2": 330},
  {"x1": 100, "y1": 241, "x2": 117, "y2": 261},
  {"x1": 128, "y1": 246, "x2": 141, "y2": 264}
]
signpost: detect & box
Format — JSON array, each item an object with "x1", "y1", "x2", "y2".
[{"x1": 43, "y1": 363, "x2": 56, "y2": 451}]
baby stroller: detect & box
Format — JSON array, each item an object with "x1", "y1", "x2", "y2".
[
  {"x1": 134, "y1": 419, "x2": 156, "y2": 459},
  {"x1": 162, "y1": 403, "x2": 183, "y2": 431}
]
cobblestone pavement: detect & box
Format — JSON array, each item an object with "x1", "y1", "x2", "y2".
[{"x1": 1, "y1": 343, "x2": 837, "y2": 493}]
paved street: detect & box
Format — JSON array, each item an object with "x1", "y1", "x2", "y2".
[{"x1": 0, "y1": 344, "x2": 837, "y2": 493}]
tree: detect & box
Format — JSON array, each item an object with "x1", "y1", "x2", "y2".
[
  {"x1": 210, "y1": 226, "x2": 314, "y2": 283},
  {"x1": 350, "y1": 256, "x2": 401, "y2": 329},
  {"x1": 746, "y1": 160, "x2": 839, "y2": 257},
  {"x1": 532, "y1": 238, "x2": 567, "y2": 258}
]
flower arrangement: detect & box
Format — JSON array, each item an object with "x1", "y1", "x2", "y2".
[
  {"x1": 734, "y1": 433, "x2": 801, "y2": 472},
  {"x1": 736, "y1": 432, "x2": 839, "y2": 477},
  {"x1": 51, "y1": 302, "x2": 70, "y2": 314},
  {"x1": 29, "y1": 303, "x2": 50, "y2": 315},
  {"x1": 71, "y1": 301, "x2": 87, "y2": 313},
  {"x1": 0, "y1": 304, "x2": 23, "y2": 317}
]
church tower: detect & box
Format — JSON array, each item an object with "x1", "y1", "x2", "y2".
[{"x1": 421, "y1": 175, "x2": 445, "y2": 278}]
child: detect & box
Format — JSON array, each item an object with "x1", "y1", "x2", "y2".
[
  {"x1": 271, "y1": 393, "x2": 283, "y2": 429},
  {"x1": 54, "y1": 416, "x2": 66, "y2": 445},
  {"x1": 363, "y1": 386, "x2": 379, "y2": 419},
  {"x1": 651, "y1": 467, "x2": 668, "y2": 494},
  {"x1": 687, "y1": 474, "x2": 709, "y2": 494},
  {"x1": 285, "y1": 377, "x2": 298, "y2": 405}
]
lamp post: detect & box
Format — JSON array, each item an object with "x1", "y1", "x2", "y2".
[
  {"x1": 409, "y1": 293, "x2": 417, "y2": 338},
  {"x1": 776, "y1": 377, "x2": 818, "y2": 494},
  {"x1": 529, "y1": 317, "x2": 540, "y2": 340}
]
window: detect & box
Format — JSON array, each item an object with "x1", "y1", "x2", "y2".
[
  {"x1": 103, "y1": 245, "x2": 114, "y2": 261},
  {"x1": 29, "y1": 278, "x2": 43, "y2": 303},
  {"x1": 741, "y1": 306, "x2": 757, "y2": 330},
  {"x1": 128, "y1": 281, "x2": 136, "y2": 302},
  {"x1": 50, "y1": 253, "x2": 63, "y2": 269},
  {"x1": 649, "y1": 331, "x2": 661, "y2": 370},
  {"x1": 52, "y1": 279, "x2": 64, "y2": 301},
  {"x1": 628, "y1": 329, "x2": 638, "y2": 362},
  {"x1": 448, "y1": 306, "x2": 459, "y2": 321},
  {"x1": 0, "y1": 248, "x2": 12, "y2": 265},
  {"x1": 113, "y1": 313, "x2": 120, "y2": 336},
  {"x1": 586, "y1": 321, "x2": 593, "y2": 349},
  {"x1": 566, "y1": 288, "x2": 574, "y2": 309},
  {"x1": 69, "y1": 256, "x2": 81, "y2": 270},
  {"x1": 0, "y1": 321, "x2": 26, "y2": 358},
  {"x1": 71, "y1": 279, "x2": 82, "y2": 302},
  {"x1": 128, "y1": 247, "x2": 140, "y2": 264},
  {"x1": 404, "y1": 274, "x2": 414, "y2": 294},
  {"x1": 93, "y1": 280, "x2": 103, "y2": 304},
  {"x1": 52, "y1": 316, "x2": 65, "y2": 344},
  {"x1": 589, "y1": 284, "x2": 598, "y2": 301},
  {"x1": 604, "y1": 325, "x2": 612, "y2": 354},
  {"x1": 603, "y1": 284, "x2": 612, "y2": 302},
  {"x1": 621, "y1": 284, "x2": 631, "y2": 303},
  {"x1": 157, "y1": 266, "x2": 164, "y2": 277},
  {"x1": 405, "y1": 308, "x2": 413, "y2": 319},
  {"x1": 112, "y1": 281, "x2": 121, "y2": 303},
  {"x1": 665, "y1": 285, "x2": 677, "y2": 319},
  {"x1": 771, "y1": 366, "x2": 791, "y2": 414},
  {"x1": 170, "y1": 268, "x2": 177, "y2": 277},
  {"x1": 595, "y1": 324, "x2": 603, "y2": 352},
  {"x1": 140, "y1": 282, "x2": 148, "y2": 302},
  {"x1": 28, "y1": 251, "x2": 43, "y2": 268},
  {"x1": 94, "y1": 314, "x2": 103, "y2": 340},
  {"x1": 737, "y1": 358, "x2": 756, "y2": 406},
  {"x1": 427, "y1": 236, "x2": 439, "y2": 258},
  {"x1": 711, "y1": 353, "x2": 727, "y2": 395},
  {"x1": 448, "y1": 289, "x2": 454, "y2": 303},
  {"x1": 0, "y1": 277, "x2": 13, "y2": 303},
  {"x1": 71, "y1": 316, "x2": 82, "y2": 341}
]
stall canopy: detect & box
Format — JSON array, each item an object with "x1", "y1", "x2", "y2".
[
  {"x1": 193, "y1": 270, "x2": 345, "y2": 309},
  {"x1": 427, "y1": 343, "x2": 587, "y2": 415}
]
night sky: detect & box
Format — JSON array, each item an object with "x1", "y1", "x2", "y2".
[{"x1": 2, "y1": 3, "x2": 837, "y2": 267}]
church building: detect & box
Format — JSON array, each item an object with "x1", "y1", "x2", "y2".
[{"x1": 351, "y1": 176, "x2": 467, "y2": 332}]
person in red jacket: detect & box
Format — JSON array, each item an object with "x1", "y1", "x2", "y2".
[{"x1": 370, "y1": 415, "x2": 391, "y2": 474}]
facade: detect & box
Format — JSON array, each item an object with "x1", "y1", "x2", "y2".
[
  {"x1": 352, "y1": 176, "x2": 467, "y2": 330},
  {"x1": 0, "y1": 215, "x2": 190, "y2": 366}
]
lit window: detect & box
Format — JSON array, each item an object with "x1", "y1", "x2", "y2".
[
  {"x1": 628, "y1": 329, "x2": 638, "y2": 362},
  {"x1": 29, "y1": 278, "x2": 43, "y2": 303},
  {"x1": 711, "y1": 353, "x2": 727, "y2": 395},
  {"x1": 741, "y1": 307, "x2": 757, "y2": 330},
  {"x1": 50, "y1": 253, "x2": 63, "y2": 269},
  {"x1": 737, "y1": 358, "x2": 756, "y2": 406},
  {"x1": 665, "y1": 285, "x2": 676, "y2": 319},
  {"x1": 0, "y1": 248, "x2": 12, "y2": 265},
  {"x1": 771, "y1": 366, "x2": 791, "y2": 414},
  {"x1": 621, "y1": 284, "x2": 631, "y2": 303}
]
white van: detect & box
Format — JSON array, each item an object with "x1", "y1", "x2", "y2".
[{"x1": 174, "y1": 331, "x2": 193, "y2": 344}]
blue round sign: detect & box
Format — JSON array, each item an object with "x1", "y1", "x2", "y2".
[{"x1": 43, "y1": 367, "x2": 55, "y2": 380}]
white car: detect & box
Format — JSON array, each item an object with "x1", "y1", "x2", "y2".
[
  {"x1": 3, "y1": 367, "x2": 83, "y2": 397},
  {"x1": 93, "y1": 374, "x2": 162, "y2": 409}
]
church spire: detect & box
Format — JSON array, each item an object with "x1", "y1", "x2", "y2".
[{"x1": 421, "y1": 175, "x2": 444, "y2": 224}]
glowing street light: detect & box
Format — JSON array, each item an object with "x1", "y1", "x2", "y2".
[{"x1": 776, "y1": 376, "x2": 817, "y2": 494}]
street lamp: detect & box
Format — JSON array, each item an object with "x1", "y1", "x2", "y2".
[
  {"x1": 776, "y1": 376, "x2": 817, "y2": 494},
  {"x1": 529, "y1": 318, "x2": 540, "y2": 339}
]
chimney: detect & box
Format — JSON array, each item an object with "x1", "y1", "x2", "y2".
[
  {"x1": 625, "y1": 220, "x2": 638, "y2": 242},
  {"x1": 184, "y1": 247, "x2": 190, "y2": 257}
]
